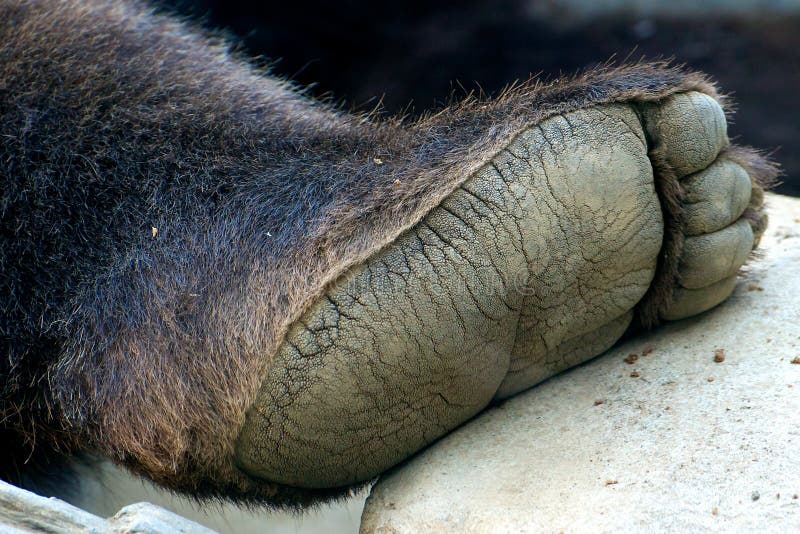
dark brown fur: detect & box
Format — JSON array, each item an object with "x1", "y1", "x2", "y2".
[{"x1": 0, "y1": 0, "x2": 776, "y2": 507}]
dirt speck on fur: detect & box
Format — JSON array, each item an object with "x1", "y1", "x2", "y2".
[
  {"x1": 605, "y1": 479, "x2": 618, "y2": 486},
  {"x1": 594, "y1": 399, "x2": 604, "y2": 406},
  {"x1": 714, "y1": 349, "x2": 725, "y2": 363},
  {"x1": 630, "y1": 371, "x2": 640, "y2": 378}
]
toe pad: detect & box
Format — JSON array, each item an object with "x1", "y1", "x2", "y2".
[
  {"x1": 642, "y1": 92, "x2": 729, "y2": 177},
  {"x1": 679, "y1": 219, "x2": 754, "y2": 290},
  {"x1": 682, "y1": 159, "x2": 752, "y2": 236}
]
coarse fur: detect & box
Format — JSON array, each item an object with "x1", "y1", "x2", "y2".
[{"x1": 0, "y1": 0, "x2": 776, "y2": 507}]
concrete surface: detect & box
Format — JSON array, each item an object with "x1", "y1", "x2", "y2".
[{"x1": 361, "y1": 193, "x2": 800, "y2": 533}]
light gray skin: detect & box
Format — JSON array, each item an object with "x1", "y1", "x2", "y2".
[{"x1": 235, "y1": 92, "x2": 758, "y2": 488}]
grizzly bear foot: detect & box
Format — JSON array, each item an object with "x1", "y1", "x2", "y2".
[
  {"x1": 233, "y1": 91, "x2": 770, "y2": 489},
  {"x1": 3, "y1": 1, "x2": 784, "y2": 510}
]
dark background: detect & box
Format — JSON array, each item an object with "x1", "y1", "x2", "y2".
[{"x1": 165, "y1": 0, "x2": 799, "y2": 195}]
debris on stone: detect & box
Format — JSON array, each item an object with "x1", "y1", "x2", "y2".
[
  {"x1": 630, "y1": 371, "x2": 640, "y2": 378},
  {"x1": 790, "y1": 357, "x2": 800, "y2": 364},
  {"x1": 751, "y1": 491, "x2": 760, "y2": 501},
  {"x1": 623, "y1": 354, "x2": 639, "y2": 364},
  {"x1": 714, "y1": 349, "x2": 725, "y2": 363}
]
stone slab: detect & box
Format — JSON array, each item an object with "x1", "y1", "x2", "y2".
[{"x1": 0, "y1": 480, "x2": 215, "y2": 533}]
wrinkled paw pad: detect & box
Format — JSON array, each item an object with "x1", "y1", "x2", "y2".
[{"x1": 640, "y1": 92, "x2": 769, "y2": 321}]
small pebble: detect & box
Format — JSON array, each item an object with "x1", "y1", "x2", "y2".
[
  {"x1": 713, "y1": 348, "x2": 725, "y2": 363},
  {"x1": 752, "y1": 491, "x2": 760, "y2": 501}
]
